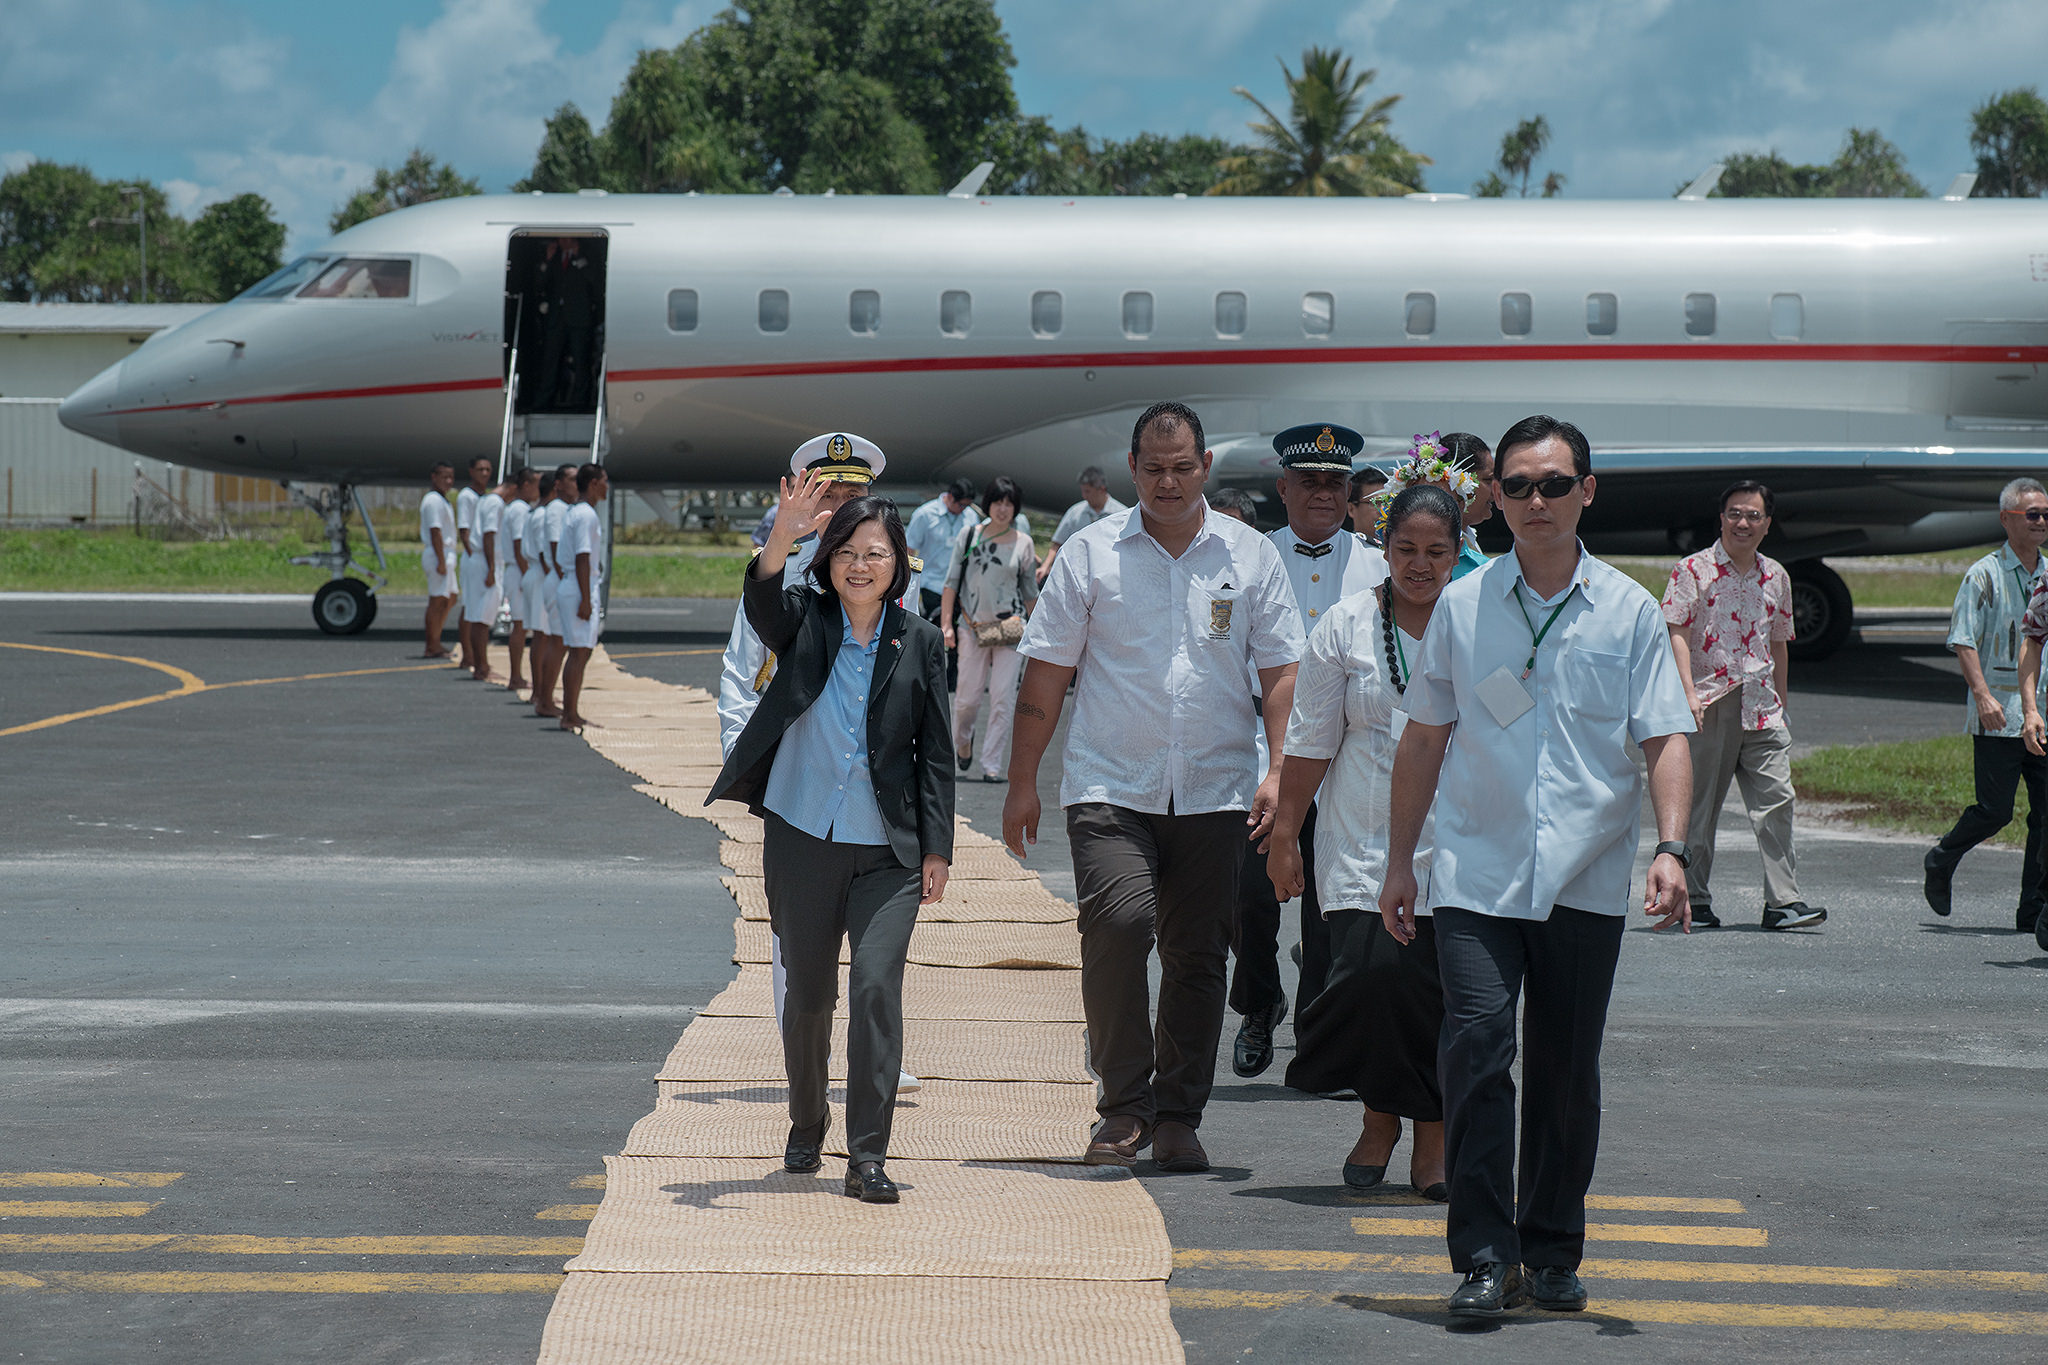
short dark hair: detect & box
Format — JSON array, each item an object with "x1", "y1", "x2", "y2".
[
  {"x1": 556, "y1": 462, "x2": 578, "y2": 480},
  {"x1": 807, "y1": 495, "x2": 912, "y2": 603},
  {"x1": 1131, "y1": 401, "x2": 1205, "y2": 457},
  {"x1": 470, "y1": 455, "x2": 493, "y2": 470},
  {"x1": 537, "y1": 471, "x2": 557, "y2": 498},
  {"x1": 946, "y1": 476, "x2": 978, "y2": 504},
  {"x1": 576, "y1": 462, "x2": 605, "y2": 494},
  {"x1": 429, "y1": 461, "x2": 453, "y2": 476},
  {"x1": 1442, "y1": 432, "x2": 1493, "y2": 475},
  {"x1": 984, "y1": 475, "x2": 1023, "y2": 514},
  {"x1": 1720, "y1": 479, "x2": 1775, "y2": 518},
  {"x1": 1496, "y1": 414, "x2": 1591, "y2": 478},
  {"x1": 1349, "y1": 468, "x2": 1388, "y2": 502},
  {"x1": 1207, "y1": 487, "x2": 1259, "y2": 523},
  {"x1": 1385, "y1": 484, "x2": 1462, "y2": 543},
  {"x1": 512, "y1": 465, "x2": 535, "y2": 484},
  {"x1": 1078, "y1": 465, "x2": 1108, "y2": 488}
]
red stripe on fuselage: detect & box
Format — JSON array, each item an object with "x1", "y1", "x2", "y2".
[{"x1": 108, "y1": 375, "x2": 503, "y2": 417}]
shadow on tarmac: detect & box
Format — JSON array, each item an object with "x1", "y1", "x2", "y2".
[
  {"x1": 1331, "y1": 1297, "x2": 1644, "y2": 1338},
  {"x1": 1228, "y1": 1183, "x2": 1441, "y2": 1209}
]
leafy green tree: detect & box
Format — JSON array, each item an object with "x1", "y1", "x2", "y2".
[
  {"x1": 1828, "y1": 128, "x2": 1925, "y2": 197},
  {"x1": 1474, "y1": 116, "x2": 1563, "y2": 197},
  {"x1": 1711, "y1": 150, "x2": 1827, "y2": 197},
  {"x1": 598, "y1": 48, "x2": 745, "y2": 193},
  {"x1": 982, "y1": 120, "x2": 1237, "y2": 196},
  {"x1": 329, "y1": 149, "x2": 482, "y2": 233},
  {"x1": 790, "y1": 72, "x2": 942, "y2": 193},
  {"x1": 514, "y1": 103, "x2": 607, "y2": 193},
  {"x1": 0, "y1": 164, "x2": 209, "y2": 301},
  {"x1": 0, "y1": 161, "x2": 106, "y2": 299},
  {"x1": 1210, "y1": 47, "x2": 1426, "y2": 196},
  {"x1": 190, "y1": 193, "x2": 284, "y2": 297},
  {"x1": 1970, "y1": 87, "x2": 2048, "y2": 197},
  {"x1": 855, "y1": 0, "x2": 1019, "y2": 182}
]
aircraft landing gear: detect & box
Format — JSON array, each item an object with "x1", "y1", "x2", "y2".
[
  {"x1": 288, "y1": 483, "x2": 388, "y2": 636},
  {"x1": 1787, "y1": 559, "x2": 1853, "y2": 662}
]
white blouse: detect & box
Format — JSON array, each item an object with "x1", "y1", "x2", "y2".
[{"x1": 1282, "y1": 589, "x2": 1436, "y2": 916}]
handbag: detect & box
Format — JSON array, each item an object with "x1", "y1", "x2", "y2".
[{"x1": 973, "y1": 614, "x2": 1025, "y2": 648}]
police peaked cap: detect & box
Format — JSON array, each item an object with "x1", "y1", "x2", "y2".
[
  {"x1": 791, "y1": 432, "x2": 886, "y2": 484},
  {"x1": 1272, "y1": 423, "x2": 1366, "y2": 473}
]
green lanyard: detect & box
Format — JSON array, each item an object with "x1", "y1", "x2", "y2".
[
  {"x1": 1512, "y1": 583, "x2": 1576, "y2": 680},
  {"x1": 1393, "y1": 627, "x2": 1409, "y2": 687}
]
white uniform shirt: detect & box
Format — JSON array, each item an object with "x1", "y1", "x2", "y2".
[
  {"x1": 1401, "y1": 546, "x2": 1694, "y2": 920},
  {"x1": 501, "y1": 499, "x2": 530, "y2": 572},
  {"x1": 557, "y1": 502, "x2": 603, "y2": 589},
  {"x1": 1269, "y1": 524, "x2": 1387, "y2": 632},
  {"x1": 544, "y1": 499, "x2": 569, "y2": 574},
  {"x1": 475, "y1": 493, "x2": 505, "y2": 570},
  {"x1": 1052, "y1": 495, "x2": 1129, "y2": 547},
  {"x1": 418, "y1": 491, "x2": 454, "y2": 554},
  {"x1": 1018, "y1": 504, "x2": 1304, "y2": 815},
  {"x1": 456, "y1": 486, "x2": 479, "y2": 555},
  {"x1": 717, "y1": 536, "x2": 821, "y2": 758}
]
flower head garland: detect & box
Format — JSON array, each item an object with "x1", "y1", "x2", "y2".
[{"x1": 1370, "y1": 431, "x2": 1480, "y2": 538}]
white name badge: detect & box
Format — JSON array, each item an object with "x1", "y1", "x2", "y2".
[{"x1": 1475, "y1": 665, "x2": 1536, "y2": 728}]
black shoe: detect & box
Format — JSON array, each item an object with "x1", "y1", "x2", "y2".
[
  {"x1": 1448, "y1": 1262, "x2": 1525, "y2": 1318},
  {"x1": 1924, "y1": 849, "x2": 1953, "y2": 916},
  {"x1": 1763, "y1": 902, "x2": 1827, "y2": 930},
  {"x1": 1232, "y1": 998, "x2": 1287, "y2": 1078},
  {"x1": 957, "y1": 749, "x2": 972, "y2": 773},
  {"x1": 2036, "y1": 913, "x2": 2048, "y2": 954},
  {"x1": 784, "y1": 1123, "x2": 823, "y2": 1174},
  {"x1": 1525, "y1": 1265, "x2": 1588, "y2": 1311},
  {"x1": 844, "y1": 1160, "x2": 899, "y2": 1204},
  {"x1": 2019, "y1": 906, "x2": 2042, "y2": 935},
  {"x1": 1689, "y1": 904, "x2": 1721, "y2": 929},
  {"x1": 1342, "y1": 1163, "x2": 1385, "y2": 1190}
]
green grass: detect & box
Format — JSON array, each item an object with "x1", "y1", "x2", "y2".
[
  {"x1": 1612, "y1": 557, "x2": 1974, "y2": 610},
  {"x1": 0, "y1": 529, "x2": 752, "y2": 598},
  {"x1": 1793, "y1": 733, "x2": 2023, "y2": 846}
]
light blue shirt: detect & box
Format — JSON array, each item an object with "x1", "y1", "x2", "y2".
[
  {"x1": 906, "y1": 497, "x2": 973, "y2": 595},
  {"x1": 1948, "y1": 543, "x2": 2042, "y2": 738},
  {"x1": 1401, "y1": 545, "x2": 1694, "y2": 920},
  {"x1": 762, "y1": 611, "x2": 890, "y2": 846},
  {"x1": 1452, "y1": 531, "x2": 1489, "y2": 581}
]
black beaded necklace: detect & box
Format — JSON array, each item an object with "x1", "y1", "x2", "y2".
[{"x1": 1378, "y1": 581, "x2": 1406, "y2": 694}]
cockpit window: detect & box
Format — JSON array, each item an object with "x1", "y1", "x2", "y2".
[
  {"x1": 296, "y1": 258, "x2": 414, "y2": 300},
  {"x1": 235, "y1": 256, "x2": 331, "y2": 300}
]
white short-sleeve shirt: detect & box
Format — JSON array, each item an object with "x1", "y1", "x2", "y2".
[
  {"x1": 419, "y1": 491, "x2": 454, "y2": 547},
  {"x1": 544, "y1": 499, "x2": 569, "y2": 573},
  {"x1": 1018, "y1": 503, "x2": 1304, "y2": 815},
  {"x1": 557, "y1": 502, "x2": 603, "y2": 586},
  {"x1": 474, "y1": 493, "x2": 504, "y2": 560},
  {"x1": 456, "y1": 486, "x2": 478, "y2": 547},
  {"x1": 501, "y1": 500, "x2": 529, "y2": 570},
  {"x1": 1401, "y1": 546, "x2": 1693, "y2": 920}
]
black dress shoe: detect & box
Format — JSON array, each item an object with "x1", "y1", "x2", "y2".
[
  {"x1": 1762, "y1": 902, "x2": 1827, "y2": 930},
  {"x1": 1448, "y1": 1262, "x2": 1524, "y2": 1318},
  {"x1": 1525, "y1": 1265, "x2": 1588, "y2": 1311},
  {"x1": 2037, "y1": 914, "x2": 2048, "y2": 954},
  {"x1": 1342, "y1": 1163, "x2": 1385, "y2": 1190},
  {"x1": 784, "y1": 1124, "x2": 824, "y2": 1174},
  {"x1": 1415, "y1": 1181, "x2": 1449, "y2": 1203},
  {"x1": 1689, "y1": 904, "x2": 1721, "y2": 929},
  {"x1": 844, "y1": 1160, "x2": 899, "y2": 1203},
  {"x1": 1924, "y1": 849, "x2": 1953, "y2": 916},
  {"x1": 1232, "y1": 998, "x2": 1287, "y2": 1078},
  {"x1": 2019, "y1": 905, "x2": 2043, "y2": 935}
]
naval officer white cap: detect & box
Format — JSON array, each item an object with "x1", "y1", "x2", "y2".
[{"x1": 791, "y1": 432, "x2": 886, "y2": 485}]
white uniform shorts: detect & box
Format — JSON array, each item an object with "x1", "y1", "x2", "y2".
[
  {"x1": 421, "y1": 548, "x2": 454, "y2": 599},
  {"x1": 502, "y1": 563, "x2": 524, "y2": 624},
  {"x1": 556, "y1": 575, "x2": 602, "y2": 649},
  {"x1": 459, "y1": 553, "x2": 503, "y2": 621},
  {"x1": 522, "y1": 565, "x2": 548, "y2": 632}
]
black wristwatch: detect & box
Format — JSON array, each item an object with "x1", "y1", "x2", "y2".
[{"x1": 1654, "y1": 840, "x2": 1691, "y2": 868}]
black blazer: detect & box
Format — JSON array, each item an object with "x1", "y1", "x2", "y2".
[{"x1": 706, "y1": 564, "x2": 955, "y2": 869}]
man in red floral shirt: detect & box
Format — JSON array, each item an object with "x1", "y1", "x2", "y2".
[{"x1": 1661, "y1": 481, "x2": 1825, "y2": 930}]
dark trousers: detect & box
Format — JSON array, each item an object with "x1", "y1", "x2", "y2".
[
  {"x1": 1435, "y1": 904, "x2": 1625, "y2": 1273},
  {"x1": 919, "y1": 588, "x2": 958, "y2": 689},
  {"x1": 1230, "y1": 802, "x2": 1325, "y2": 1018},
  {"x1": 761, "y1": 813, "x2": 922, "y2": 1164},
  {"x1": 1067, "y1": 803, "x2": 1246, "y2": 1130},
  {"x1": 1933, "y1": 734, "x2": 2048, "y2": 922}
]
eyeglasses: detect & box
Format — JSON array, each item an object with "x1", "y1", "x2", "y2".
[
  {"x1": 1498, "y1": 474, "x2": 1583, "y2": 501},
  {"x1": 1722, "y1": 508, "x2": 1767, "y2": 524},
  {"x1": 830, "y1": 549, "x2": 898, "y2": 568},
  {"x1": 2017, "y1": 509, "x2": 2048, "y2": 523}
]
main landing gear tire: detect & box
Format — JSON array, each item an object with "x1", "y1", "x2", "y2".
[
  {"x1": 1787, "y1": 560, "x2": 1852, "y2": 663},
  {"x1": 313, "y1": 579, "x2": 377, "y2": 635}
]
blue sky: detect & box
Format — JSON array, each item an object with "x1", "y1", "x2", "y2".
[{"x1": 4, "y1": 0, "x2": 2041, "y2": 251}]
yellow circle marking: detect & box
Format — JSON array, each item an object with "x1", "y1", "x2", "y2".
[{"x1": 0, "y1": 643, "x2": 207, "y2": 738}]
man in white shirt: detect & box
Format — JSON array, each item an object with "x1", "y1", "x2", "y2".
[
  {"x1": 903, "y1": 476, "x2": 976, "y2": 688},
  {"x1": 1038, "y1": 465, "x2": 1128, "y2": 585},
  {"x1": 418, "y1": 462, "x2": 457, "y2": 659},
  {"x1": 463, "y1": 469, "x2": 510, "y2": 682},
  {"x1": 1381, "y1": 414, "x2": 1695, "y2": 1320},
  {"x1": 500, "y1": 466, "x2": 538, "y2": 693},
  {"x1": 453, "y1": 456, "x2": 490, "y2": 672},
  {"x1": 554, "y1": 463, "x2": 609, "y2": 731},
  {"x1": 1231, "y1": 423, "x2": 1388, "y2": 1079},
  {"x1": 1006, "y1": 402, "x2": 1304, "y2": 1174},
  {"x1": 532, "y1": 462, "x2": 579, "y2": 720}
]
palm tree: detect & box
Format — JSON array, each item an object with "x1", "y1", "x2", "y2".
[{"x1": 1210, "y1": 47, "x2": 1427, "y2": 197}]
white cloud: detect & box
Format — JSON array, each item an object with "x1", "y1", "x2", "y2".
[{"x1": 2, "y1": 151, "x2": 35, "y2": 174}]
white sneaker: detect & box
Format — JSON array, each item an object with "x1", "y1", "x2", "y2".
[{"x1": 897, "y1": 1070, "x2": 922, "y2": 1093}]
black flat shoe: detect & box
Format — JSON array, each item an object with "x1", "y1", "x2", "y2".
[
  {"x1": 1232, "y1": 998, "x2": 1287, "y2": 1078},
  {"x1": 784, "y1": 1123, "x2": 823, "y2": 1174},
  {"x1": 1525, "y1": 1264, "x2": 1588, "y2": 1311},
  {"x1": 1448, "y1": 1262, "x2": 1524, "y2": 1318},
  {"x1": 956, "y1": 749, "x2": 973, "y2": 773},
  {"x1": 1415, "y1": 1181, "x2": 1449, "y2": 1203},
  {"x1": 1924, "y1": 849, "x2": 1953, "y2": 916},
  {"x1": 1342, "y1": 1163, "x2": 1386, "y2": 1189},
  {"x1": 844, "y1": 1160, "x2": 899, "y2": 1204}
]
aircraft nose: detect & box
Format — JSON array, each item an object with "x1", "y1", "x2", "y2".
[{"x1": 58, "y1": 360, "x2": 127, "y2": 446}]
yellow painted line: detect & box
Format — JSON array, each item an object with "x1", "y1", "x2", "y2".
[
  {"x1": 1352, "y1": 1216, "x2": 1766, "y2": 1247},
  {"x1": 534, "y1": 1205, "x2": 599, "y2": 1221},
  {"x1": 1178, "y1": 1248, "x2": 2048, "y2": 1293},
  {"x1": 6, "y1": 1270, "x2": 562, "y2": 1294},
  {"x1": 0, "y1": 1235, "x2": 584, "y2": 1256},
  {"x1": 1167, "y1": 1290, "x2": 2048, "y2": 1333},
  {"x1": 204, "y1": 663, "x2": 453, "y2": 691},
  {"x1": 1586, "y1": 1195, "x2": 1746, "y2": 1214},
  {"x1": 0, "y1": 1173, "x2": 183, "y2": 1189},
  {"x1": 0, "y1": 642, "x2": 205, "y2": 737},
  {"x1": 0, "y1": 1201, "x2": 160, "y2": 1219},
  {"x1": 0, "y1": 1270, "x2": 40, "y2": 1289},
  {"x1": 568, "y1": 1174, "x2": 606, "y2": 1190}
]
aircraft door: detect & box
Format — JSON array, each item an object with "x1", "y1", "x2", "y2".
[
  {"x1": 1949, "y1": 322, "x2": 2048, "y2": 431},
  {"x1": 504, "y1": 230, "x2": 609, "y2": 420}
]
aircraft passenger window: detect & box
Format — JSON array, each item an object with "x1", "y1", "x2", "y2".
[
  {"x1": 940, "y1": 290, "x2": 972, "y2": 337},
  {"x1": 1122, "y1": 291, "x2": 1154, "y2": 338},
  {"x1": 667, "y1": 289, "x2": 699, "y2": 333},
  {"x1": 237, "y1": 256, "x2": 330, "y2": 300},
  {"x1": 759, "y1": 289, "x2": 790, "y2": 333},
  {"x1": 1500, "y1": 292, "x2": 1532, "y2": 337},
  {"x1": 297, "y1": 258, "x2": 412, "y2": 299},
  {"x1": 1215, "y1": 291, "x2": 1247, "y2": 338},
  {"x1": 1031, "y1": 291, "x2": 1063, "y2": 338},
  {"x1": 1586, "y1": 292, "x2": 1618, "y2": 336},
  {"x1": 1771, "y1": 293, "x2": 1803, "y2": 340},
  {"x1": 1302, "y1": 292, "x2": 1334, "y2": 336},
  {"x1": 1404, "y1": 291, "x2": 1436, "y2": 337},
  {"x1": 1685, "y1": 292, "x2": 1716, "y2": 337},
  {"x1": 849, "y1": 289, "x2": 881, "y2": 335}
]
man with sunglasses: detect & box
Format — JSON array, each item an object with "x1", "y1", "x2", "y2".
[
  {"x1": 1926, "y1": 477, "x2": 2048, "y2": 931},
  {"x1": 1661, "y1": 481, "x2": 1823, "y2": 931},
  {"x1": 1381, "y1": 414, "x2": 1694, "y2": 1320}
]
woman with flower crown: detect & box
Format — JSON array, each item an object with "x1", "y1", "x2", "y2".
[{"x1": 1266, "y1": 478, "x2": 1463, "y2": 1199}]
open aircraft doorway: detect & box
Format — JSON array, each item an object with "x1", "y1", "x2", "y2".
[{"x1": 504, "y1": 230, "x2": 609, "y2": 458}]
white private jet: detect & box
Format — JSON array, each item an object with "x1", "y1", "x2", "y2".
[{"x1": 59, "y1": 168, "x2": 2048, "y2": 651}]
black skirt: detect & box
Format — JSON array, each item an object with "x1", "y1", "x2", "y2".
[{"x1": 1284, "y1": 910, "x2": 1443, "y2": 1121}]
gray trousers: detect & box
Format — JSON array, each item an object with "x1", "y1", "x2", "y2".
[
  {"x1": 1067, "y1": 803, "x2": 1246, "y2": 1130},
  {"x1": 761, "y1": 813, "x2": 921, "y2": 1164},
  {"x1": 1686, "y1": 694, "x2": 1799, "y2": 909}
]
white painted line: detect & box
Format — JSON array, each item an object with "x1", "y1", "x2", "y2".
[
  {"x1": 0, "y1": 593, "x2": 303, "y2": 604},
  {"x1": 0, "y1": 999, "x2": 695, "y2": 1031}
]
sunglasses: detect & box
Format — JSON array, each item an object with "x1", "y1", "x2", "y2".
[
  {"x1": 1498, "y1": 474, "x2": 1583, "y2": 501},
  {"x1": 2017, "y1": 509, "x2": 2048, "y2": 523}
]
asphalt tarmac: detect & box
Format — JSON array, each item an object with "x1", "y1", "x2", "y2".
[{"x1": 3, "y1": 594, "x2": 2043, "y2": 1363}]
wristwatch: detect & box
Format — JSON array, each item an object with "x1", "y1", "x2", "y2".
[{"x1": 1654, "y1": 840, "x2": 1692, "y2": 868}]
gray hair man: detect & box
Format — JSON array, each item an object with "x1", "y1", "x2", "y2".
[{"x1": 1038, "y1": 465, "x2": 1129, "y2": 584}]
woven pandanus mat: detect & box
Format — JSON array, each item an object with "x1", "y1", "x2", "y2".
[
  {"x1": 657, "y1": 1016, "x2": 1091, "y2": 1084},
  {"x1": 698, "y1": 964, "x2": 1086, "y2": 1022},
  {"x1": 732, "y1": 917, "x2": 1079, "y2": 970}
]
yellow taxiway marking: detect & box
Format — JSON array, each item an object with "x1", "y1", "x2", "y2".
[
  {"x1": 1166, "y1": 1289, "x2": 2048, "y2": 1334},
  {"x1": 568, "y1": 1174, "x2": 606, "y2": 1190},
  {"x1": 0, "y1": 1201, "x2": 160, "y2": 1219},
  {"x1": 1352, "y1": 1216, "x2": 1766, "y2": 1247},
  {"x1": 533, "y1": 1204, "x2": 599, "y2": 1221},
  {"x1": 204, "y1": 662, "x2": 453, "y2": 691},
  {"x1": 1585, "y1": 1195, "x2": 1745, "y2": 1214},
  {"x1": 0, "y1": 1235, "x2": 584, "y2": 1256},
  {"x1": 3, "y1": 1270, "x2": 561, "y2": 1294},
  {"x1": 0, "y1": 643, "x2": 206, "y2": 737},
  {"x1": 0, "y1": 1173, "x2": 183, "y2": 1189},
  {"x1": 1178, "y1": 1249, "x2": 2048, "y2": 1294}
]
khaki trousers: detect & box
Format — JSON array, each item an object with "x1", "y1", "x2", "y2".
[{"x1": 1685, "y1": 693, "x2": 1799, "y2": 910}]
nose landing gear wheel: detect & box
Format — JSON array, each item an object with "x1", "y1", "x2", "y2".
[
  {"x1": 1787, "y1": 560, "x2": 1852, "y2": 662},
  {"x1": 313, "y1": 578, "x2": 377, "y2": 635}
]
